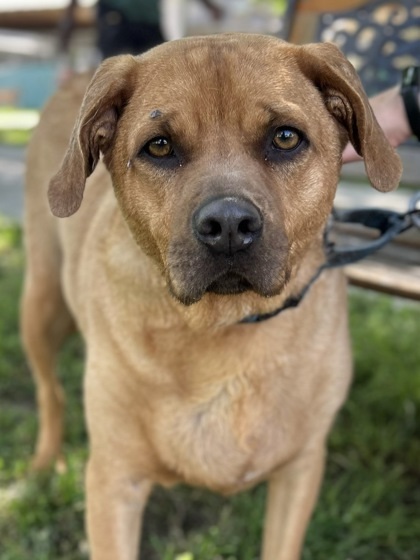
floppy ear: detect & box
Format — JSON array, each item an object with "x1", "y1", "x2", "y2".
[
  {"x1": 295, "y1": 42, "x2": 402, "y2": 192},
  {"x1": 48, "y1": 55, "x2": 138, "y2": 217}
]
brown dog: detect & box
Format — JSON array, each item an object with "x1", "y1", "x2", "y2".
[{"x1": 22, "y1": 34, "x2": 401, "y2": 559}]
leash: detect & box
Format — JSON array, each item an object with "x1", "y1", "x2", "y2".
[{"x1": 241, "y1": 191, "x2": 420, "y2": 324}]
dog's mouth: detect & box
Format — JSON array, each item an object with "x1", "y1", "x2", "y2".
[
  {"x1": 206, "y1": 272, "x2": 253, "y2": 295},
  {"x1": 167, "y1": 254, "x2": 290, "y2": 306}
]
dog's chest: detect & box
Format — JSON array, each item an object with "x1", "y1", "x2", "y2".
[{"x1": 151, "y1": 357, "x2": 311, "y2": 492}]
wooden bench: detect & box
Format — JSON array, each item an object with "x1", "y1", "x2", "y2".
[{"x1": 286, "y1": 0, "x2": 420, "y2": 301}]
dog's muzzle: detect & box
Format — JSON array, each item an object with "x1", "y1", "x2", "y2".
[{"x1": 167, "y1": 194, "x2": 289, "y2": 305}]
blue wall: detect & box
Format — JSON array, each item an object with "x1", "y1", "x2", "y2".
[{"x1": 0, "y1": 61, "x2": 58, "y2": 109}]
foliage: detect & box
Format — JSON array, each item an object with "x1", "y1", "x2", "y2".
[{"x1": 0, "y1": 108, "x2": 38, "y2": 145}]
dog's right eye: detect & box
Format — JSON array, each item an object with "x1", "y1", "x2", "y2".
[{"x1": 143, "y1": 137, "x2": 174, "y2": 159}]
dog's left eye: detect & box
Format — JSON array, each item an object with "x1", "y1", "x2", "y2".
[
  {"x1": 272, "y1": 128, "x2": 301, "y2": 151},
  {"x1": 143, "y1": 137, "x2": 174, "y2": 158}
]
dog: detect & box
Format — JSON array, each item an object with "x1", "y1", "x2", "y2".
[{"x1": 22, "y1": 34, "x2": 401, "y2": 560}]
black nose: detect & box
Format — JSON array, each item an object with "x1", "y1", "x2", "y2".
[{"x1": 193, "y1": 197, "x2": 263, "y2": 255}]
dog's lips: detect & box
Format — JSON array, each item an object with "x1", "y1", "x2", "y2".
[
  {"x1": 167, "y1": 265, "x2": 255, "y2": 305},
  {"x1": 167, "y1": 260, "x2": 288, "y2": 306},
  {"x1": 206, "y1": 272, "x2": 253, "y2": 295}
]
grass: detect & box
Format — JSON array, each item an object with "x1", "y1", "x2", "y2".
[{"x1": 0, "y1": 219, "x2": 419, "y2": 560}]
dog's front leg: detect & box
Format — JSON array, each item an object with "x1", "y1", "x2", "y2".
[
  {"x1": 86, "y1": 457, "x2": 153, "y2": 560},
  {"x1": 261, "y1": 445, "x2": 325, "y2": 560}
]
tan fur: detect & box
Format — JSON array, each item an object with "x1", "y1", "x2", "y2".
[{"x1": 22, "y1": 34, "x2": 401, "y2": 560}]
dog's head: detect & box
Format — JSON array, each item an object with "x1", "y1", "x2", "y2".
[{"x1": 49, "y1": 35, "x2": 401, "y2": 310}]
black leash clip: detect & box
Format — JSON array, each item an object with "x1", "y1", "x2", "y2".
[
  {"x1": 408, "y1": 191, "x2": 420, "y2": 229},
  {"x1": 328, "y1": 190, "x2": 420, "y2": 268}
]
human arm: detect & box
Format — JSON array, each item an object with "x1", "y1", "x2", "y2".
[
  {"x1": 198, "y1": 0, "x2": 224, "y2": 20},
  {"x1": 342, "y1": 85, "x2": 414, "y2": 163}
]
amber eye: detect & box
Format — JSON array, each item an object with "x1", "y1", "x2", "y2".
[
  {"x1": 272, "y1": 128, "x2": 301, "y2": 151},
  {"x1": 144, "y1": 137, "x2": 174, "y2": 158}
]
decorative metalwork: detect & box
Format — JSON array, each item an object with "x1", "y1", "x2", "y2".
[{"x1": 318, "y1": 0, "x2": 420, "y2": 95}]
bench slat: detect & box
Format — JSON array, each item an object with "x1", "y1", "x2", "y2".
[{"x1": 344, "y1": 260, "x2": 420, "y2": 300}]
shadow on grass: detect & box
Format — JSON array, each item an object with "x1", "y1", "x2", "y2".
[{"x1": 0, "y1": 221, "x2": 419, "y2": 560}]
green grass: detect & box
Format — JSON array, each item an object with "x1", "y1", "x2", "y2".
[{"x1": 0, "y1": 220, "x2": 419, "y2": 560}]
